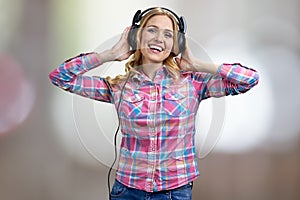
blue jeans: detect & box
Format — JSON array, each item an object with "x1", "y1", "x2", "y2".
[{"x1": 110, "y1": 180, "x2": 193, "y2": 200}]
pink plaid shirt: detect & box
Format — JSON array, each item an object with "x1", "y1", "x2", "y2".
[{"x1": 49, "y1": 52, "x2": 259, "y2": 192}]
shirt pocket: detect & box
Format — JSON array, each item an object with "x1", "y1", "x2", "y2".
[
  {"x1": 163, "y1": 91, "x2": 188, "y2": 116},
  {"x1": 121, "y1": 93, "x2": 145, "y2": 118}
]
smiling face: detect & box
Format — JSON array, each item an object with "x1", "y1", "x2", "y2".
[{"x1": 140, "y1": 15, "x2": 174, "y2": 65}]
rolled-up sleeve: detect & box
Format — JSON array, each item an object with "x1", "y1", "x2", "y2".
[
  {"x1": 191, "y1": 63, "x2": 259, "y2": 100},
  {"x1": 49, "y1": 52, "x2": 113, "y2": 103}
]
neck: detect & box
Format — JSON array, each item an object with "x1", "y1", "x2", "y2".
[{"x1": 141, "y1": 62, "x2": 163, "y2": 80}]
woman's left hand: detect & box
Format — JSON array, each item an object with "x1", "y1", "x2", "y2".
[
  {"x1": 110, "y1": 26, "x2": 134, "y2": 61},
  {"x1": 175, "y1": 41, "x2": 196, "y2": 71},
  {"x1": 96, "y1": 27, "x2": 134, "y2": 64},
  {"x1": 175, "y1": 42, "x2": 220, "y2": 74}
]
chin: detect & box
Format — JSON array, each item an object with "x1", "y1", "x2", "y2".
[{"x1": 148, "y1": 53, "x2": 170, "y2": 63}]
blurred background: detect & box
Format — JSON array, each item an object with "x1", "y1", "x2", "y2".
[{"x1": 1, "y1": 0, "x2": 300, "y2": 199}]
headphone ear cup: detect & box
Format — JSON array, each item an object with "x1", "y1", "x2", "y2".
[
  {"x1": 177, "y1": 16, "x2": 187, "y2": 53},
  {"x1": 177, "y1": 31, "x2": 186, "y2": 53},
  {"x1": 128, "y1": 10, "x2": 142, "y2": 51},
  {"x1": 127, "y1": 25, "x2": 139, "y2": 51}
]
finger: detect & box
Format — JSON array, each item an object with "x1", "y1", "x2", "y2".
[
  {"x1": 183, "y1": 40, "x2": 191, "y2": 54},
  {"x1": 127, "y1": 50, "x2": 135, "y2": 57},
  {"x1": 175, "y1": 57, "x2": 181, "y2": 67},
  {"x1": 185, "y1": 39, "x2": 189, "y2": 47},
  {"x1": 121, "y1": 26, "x2": 131, "y2": 39}
]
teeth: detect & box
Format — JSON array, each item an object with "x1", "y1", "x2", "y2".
[{"x1": 149, "y1": 45, "x2": 163, "y2": 52}]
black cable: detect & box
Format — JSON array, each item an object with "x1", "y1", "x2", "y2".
[{"x1": 107, "y1": 71, "x2": 132, "y2": 200}]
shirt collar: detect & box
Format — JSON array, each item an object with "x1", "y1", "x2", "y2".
[{"x1": 131, "y1": 65, "x2": 168, "y2": 85}]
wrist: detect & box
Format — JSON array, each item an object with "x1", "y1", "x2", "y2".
[
  {"x1": 96, "y1": 49, "x2": 115, "y2": 64},
  {"x1": 193, "y1": 59, "x2": 220, "y2": 74}
]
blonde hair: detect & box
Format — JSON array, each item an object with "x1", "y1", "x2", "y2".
[{"x1": 106, "y1": 7, "x2": 181, "y2": 85}]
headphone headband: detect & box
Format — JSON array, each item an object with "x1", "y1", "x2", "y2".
[{"x1": 131, "y1": 7, "x2": 187, "y2": 34}]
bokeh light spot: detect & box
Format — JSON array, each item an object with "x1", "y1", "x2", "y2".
[{"x1": 0, "y1": 54, "x2": 35, "y2": 135}]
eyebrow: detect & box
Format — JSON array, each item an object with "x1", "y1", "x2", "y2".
[{"x1": 146, "y1": 25, "x2": 174, "y2": 33}]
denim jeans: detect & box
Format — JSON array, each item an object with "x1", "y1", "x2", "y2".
[{"x1": 110, "y1": 180, "x2": 193, "y2": 200}]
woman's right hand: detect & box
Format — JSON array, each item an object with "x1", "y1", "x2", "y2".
[{"x1": 97, "y1": 26, "x2": 134, "y2": 63}]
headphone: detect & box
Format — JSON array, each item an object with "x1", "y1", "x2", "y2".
[{"x1": 127, "y1": 7, "x2": 187, "y2": 53}]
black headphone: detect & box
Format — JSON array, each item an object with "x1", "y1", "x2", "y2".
[{"x1": 127, "y1": 7, "x2": 187, "y2": 53}]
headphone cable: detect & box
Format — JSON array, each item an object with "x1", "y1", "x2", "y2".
[{"x1": 107, "y1": 71, "x2": 131, "y2": 200}]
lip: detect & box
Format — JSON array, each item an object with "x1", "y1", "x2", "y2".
[{"x1": 148, "y1": 44, "x2": 164, "y2": 52}]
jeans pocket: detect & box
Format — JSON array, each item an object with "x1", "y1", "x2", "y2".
[
  {"x1": 110, "y1": 180, "x2": 127, "y2": 198},
  {"x1": 170, "y1": 183, "x2": 192, "y2": 200}
]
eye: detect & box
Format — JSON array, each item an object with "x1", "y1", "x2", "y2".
[
  {"x1": 164, "y1": 32, "x2": 173, "y2": 38},
  {"x1": 147, "y1": 27, "x2": 157, "y2": 33}
]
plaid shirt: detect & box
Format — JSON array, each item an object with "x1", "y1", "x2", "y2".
[{"x1": 49, "y1": 52, "x2": 259, "y2": 192}]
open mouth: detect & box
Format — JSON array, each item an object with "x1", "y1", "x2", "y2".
[{"x1": 149, "y1": 44, "x2": 164, "y2": 53}]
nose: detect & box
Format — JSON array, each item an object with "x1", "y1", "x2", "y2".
[{"x1": 154, "y1": 30, "x2": 164, "y2": 43}]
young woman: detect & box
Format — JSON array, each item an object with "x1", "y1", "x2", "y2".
[{"x1": 49, "y1": 7, "x2": 259, "y2": 200}]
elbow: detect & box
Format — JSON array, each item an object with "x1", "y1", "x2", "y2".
[
  {"x1": 49, "y1": 70, "x2": 55, "y2": 82},
  {"x1": 49, "y1": 70, "x2": 59, "y2": 86},
  {"x1": 48, "y1": 69, "x2": 73, "y2": 91},
  {"x1": 229, "y1": 73, "x2": 260, "y2": 95},
  {"x1": 249, "y1": 72, "x2": 260, "y2": 88},
  {"x1": 250, "y1": 73, "x2": 259, "y2": 87},
  {"x1": 241, "y1": 72, "x2": 260, "y2": 93}
]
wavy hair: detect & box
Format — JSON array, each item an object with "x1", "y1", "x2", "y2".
[{"x1": 106, "y1": 7, "x2": 181, "y2": 85}]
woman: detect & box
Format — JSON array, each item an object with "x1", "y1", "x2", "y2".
[{"x1": 49, "y1": 7, "x2": 259, "y2": 200}]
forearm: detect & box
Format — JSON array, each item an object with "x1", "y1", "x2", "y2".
[
  {"x1": 49, "y1": 52, "x2": 101, "y2": 90},
  {"x1": 96, "y1": 49, "x2": 116, "y2": 64},
  {"x1": 192, "y1": 58, "x2": 221, "y2": 75}
]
